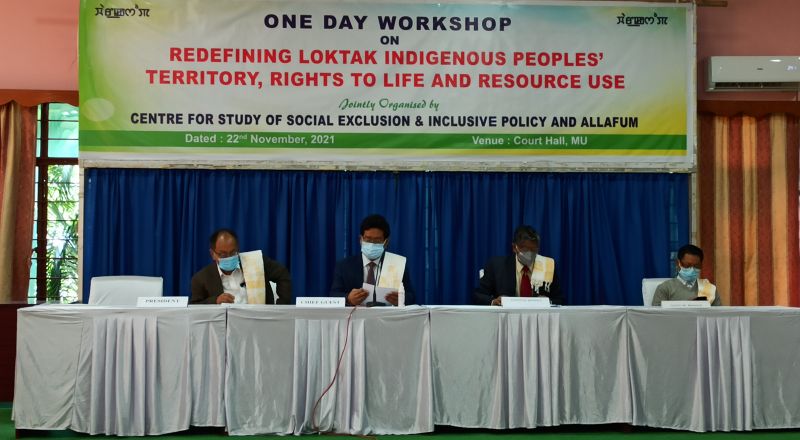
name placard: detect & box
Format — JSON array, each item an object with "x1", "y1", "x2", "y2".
[
  {"x1": 661, "y1": 300, "x2": 711, "y2": 309},
  {"x1": 502, "y1": 297, "x2": 552, "y2": 309},
  {"x1": 297, "y1": 297, "x2": 345, "y2": 308},
  {"x1": 136, "y1": 296, "x2": 189, "y2": 308}
]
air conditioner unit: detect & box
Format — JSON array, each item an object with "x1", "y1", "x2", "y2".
[{"x1": 707, "y1": 56, "x2": 800, "y2": 91}]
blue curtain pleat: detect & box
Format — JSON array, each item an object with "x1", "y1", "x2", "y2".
[{"x1": 83, "y1": 168, "x2": 687, "y2": 305}]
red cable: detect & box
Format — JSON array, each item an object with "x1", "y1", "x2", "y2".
[{"x1": 311, "y1": 305, "x2": 359, "y2": 434}]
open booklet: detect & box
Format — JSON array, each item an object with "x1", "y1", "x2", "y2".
[
  {"x1": 362, "y1": 283, "x2": 396, "y2": 304},
  {"x1": 237, "y1": 250, "x2": 266, "y2": 304}
]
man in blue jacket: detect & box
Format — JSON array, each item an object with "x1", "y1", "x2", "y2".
[{"x1": 329, "y1": 214, "x2": 416, "y2": 306}]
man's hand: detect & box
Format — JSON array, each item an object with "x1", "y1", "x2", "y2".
[
  {"x1": 347, "y1": 288, "x2": 369, "y2": 306},
  {"x1": 216, "y1": 293, "x2": 235, "y2": 304},
  {"x1": 490, "y1": 297, "x2": 502, "y2": 306},
  {"x1": 386, "y1": 292, "x2": 398, "y2": 306}
]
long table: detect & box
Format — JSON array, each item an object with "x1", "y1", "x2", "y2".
[
  {"x1": 224, "y1": 306, "x2": 432, "y2": 435},
  {"x1": 430, "y1": 306, "x2": 631, "y2": 428},
  {"x1": 432, "y1": 306, "x2": 800, "y2": 432},
  {"x1": 13, "y1": 305, "x2": 800, "y2": 435},
  {"x1": 627, "y1": 307, "x2": 800, "y2": 431},
  {"x1": 13, "y1": 305, "x2": 226, "y2": 436}
]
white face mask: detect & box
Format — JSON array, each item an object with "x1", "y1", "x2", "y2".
[{"x1": 516, "y1": 250, "x2": 535, "y2": 267}]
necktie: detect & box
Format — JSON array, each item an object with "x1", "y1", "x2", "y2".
[
  {"x1": 366, "y1": 262, "x2": 376, "y2": 285},
  {"x1": 520, "y1": 266, "x2": 533, "y2": 297}
]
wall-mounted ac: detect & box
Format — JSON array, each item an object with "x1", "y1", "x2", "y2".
[{"x1": 707, "y1": 56, "x2": 800, "y2": 91}]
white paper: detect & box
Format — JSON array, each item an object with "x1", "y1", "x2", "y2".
[
  {"x1": 362, "y1": 282, "x2": 396, "y2": 305},
  {"x1": 661, "y1": 300, "x2": 712, "y2": 308},
  {"x1": 239, "y1": 250, "x2": 266, "y2": 304},
  {"x1": 296, "y1": 297, "x2": 345, "y2": 308},
  {"x1": 501, "y1": 296, "x2": 551, "y2": 309},
  {"x1": 376, "y1": 252, "x2": 406, "y2": 289},
  {"x1": 136, "y1": 296, "x2": 188, "y2": 308}
]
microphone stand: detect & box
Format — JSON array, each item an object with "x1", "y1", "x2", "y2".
[{"x1": 365, "y1": 253, "x2": 386, "y2": 307}]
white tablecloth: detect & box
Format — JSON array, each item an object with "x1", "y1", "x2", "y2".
[
  {"x1": 224, "y1": 305, "x2": 433, "y2": 435},
  {"x1": 12, "y1": 305, "x2": 226, "y2": 435},
  {"x1": 429, "y1": 306, "x2": 631, "y2": 428},
  {"x1": 627, "y1": 307, "x2": 800, "y2": 431},
  {"x1": 14, "y1": 304, "x2": 800, "y2": 435}
]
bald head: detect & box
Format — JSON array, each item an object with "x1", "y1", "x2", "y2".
[{"x1": 209, "y1": 228, "x2": 239, "y2": 261}]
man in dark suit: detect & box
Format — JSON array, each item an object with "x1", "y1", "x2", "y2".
[
  {"x1": 473, "y1": 225, "x2": 563, "y2": 306},
  {"x1": 191, "y1": 228, "x2": 292, "y2": 304},
  {"x1": 329, "y1": 214, "x2": 416, "y2": 306}
]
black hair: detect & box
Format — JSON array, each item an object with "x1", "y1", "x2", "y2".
[
  {"x1": 209, "y1": 228, "x2": 239, "y2": 250},
  {"x1": 677, "y1": 244, "x2": 704, "y2": 262},
  {"x1": 360, "y1": 214, "x2": 391, "y2": 239},
  {"x1": 513, "y1": 225, "x2": 540, "y2": 244}
]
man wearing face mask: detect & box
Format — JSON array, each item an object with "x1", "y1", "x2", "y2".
[
  {"x1": 473, "y1": 225, "x2": 563, "y2": 306},
  {"x1": 190, "y1": 228, "x2": 292, "y2": 304},
  {"x1": 652, "y1": 244, "x2": 720, "y2": 306},
  {"x1": 329, "y1": 214, "x2": 416, "y2": 306}
]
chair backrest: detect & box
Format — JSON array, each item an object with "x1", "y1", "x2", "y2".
[
  {"x1": 641, "y1": 278, "x2": 671, "y2": 306},
  {"x1": 88, "y1": 276, "x2": 164, "y2": 306}
]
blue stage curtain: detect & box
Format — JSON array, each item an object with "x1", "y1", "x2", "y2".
[{"x1": 84, "y1": 169, "x2": 687, "y2": 305}]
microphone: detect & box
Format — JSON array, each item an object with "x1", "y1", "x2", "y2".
[
  {"x1": 237, "y1": 256, "x2": 247, "y2": 304},
  {"x1": 238, "y1": 255, "x2": 247, "y2": 288},
  {"x1": 366, "y1": 253, "x2": 386, "y2": 307}
]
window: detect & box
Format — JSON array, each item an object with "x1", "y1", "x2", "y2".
[{"x1": 28, "y1": 103, "x2": 80, "y2": 304}]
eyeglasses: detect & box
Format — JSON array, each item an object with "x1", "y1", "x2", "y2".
[
  {"x1": 514, "y1": 243, "x2": 539, "y2": 253},
  {"x1": 214, "y1": 250, "x2": 239, "y2": 259},
  {"x1": 678, "y1": 262, "x2": 702, "y2": 270},
  {"x1": 361, "y1": 237, "x2": 386, "y2": 244}
]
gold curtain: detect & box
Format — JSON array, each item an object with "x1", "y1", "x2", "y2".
[
  {"x1": 0, "y1": 101, "x2": 37, "y2": 303},
  {"x1": 698, "y1": 113, "x2": 800, "y2": 306}
]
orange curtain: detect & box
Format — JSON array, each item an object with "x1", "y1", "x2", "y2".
[
  {"x1": 698, "y1": 113, "x2": 800, "y2": 306},
  {"x1": 0, "y1": 101, "x2": 36, "y2": 303}
]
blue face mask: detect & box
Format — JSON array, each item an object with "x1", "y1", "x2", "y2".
[
  {"x1": 218, "y1": 255, "x2": 240, "y2": 272},
  {"x1": 678, "y1": 266, "x2": 700, "y2": 283},
  {"x1": 361, "y1": 242, "x2": 384, "y2": 261}
]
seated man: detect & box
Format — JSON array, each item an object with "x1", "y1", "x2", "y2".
[
  {"x1": 652, "y1": 244, "x2": 720, "y2": 306},
  {"x1": 191, "y1": 228, "x2": 292, "y2": 304},
  {"x1": 473, "y1": 225, "x2": 563, "y2": 305},
  {"x1": 329, "y1": 214, "x2": 416, "y2": 306}
]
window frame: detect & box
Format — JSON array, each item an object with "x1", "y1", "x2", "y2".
[{"x1": 33, "y1": 103, "x2": 80, "y2": 303}]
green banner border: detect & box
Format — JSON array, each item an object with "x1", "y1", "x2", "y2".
[{"x1": 81, "y1": 130, "x2": 686, "y2": 153}]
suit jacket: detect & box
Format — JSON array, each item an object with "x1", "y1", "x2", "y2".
[
  {"x1": 473, "y1": 255, "x2": 563, "y2": 305},
  {"x1": 190, "y1": 256, "x2": 292, "y2": 304},
  {"x1": 329, "y1": 254, "x2": 416, "y2": 305}
]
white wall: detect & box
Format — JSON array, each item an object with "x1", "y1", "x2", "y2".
[
  {"x1": 2, "y1": 0, "x2": 800, "y2": 101},
  {"x1": 0, "y1": 0, "x2": 79, "y2": 90}
]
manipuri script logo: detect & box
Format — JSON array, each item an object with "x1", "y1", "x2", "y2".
[
  {"x1": 616, "y1": 12, "x2": 669, "y2": 27},
  {"x1": 95, "y1": 3, "x2": 151, "y2": 18}
]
